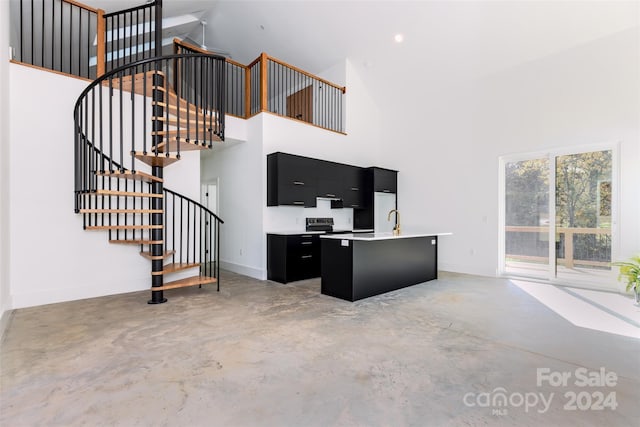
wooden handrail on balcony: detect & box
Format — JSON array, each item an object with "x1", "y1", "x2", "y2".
[
  {"x1": 264, "y1": 53, "x2": 347, "y2": 93},
  {"x1": 505, "y1": 225, "x2": 611, "y2": 268},
  {"x1": 63, "y1": 0, "x2": 99, "y2": 13},
  {"x1": 171, "y1": 39, "x2": 346, "y2": 132},
  {"x1": 173, "y1": 38, "x2": 247, "y2": 69}
]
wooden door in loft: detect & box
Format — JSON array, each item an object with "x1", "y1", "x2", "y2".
[{"x1": 287, "y1": 85, "x2": 313, "y2": 124}]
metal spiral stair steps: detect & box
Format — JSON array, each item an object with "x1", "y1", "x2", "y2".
[{"x1": 74, "y1": 52, "x2": 224, "y2": 302}]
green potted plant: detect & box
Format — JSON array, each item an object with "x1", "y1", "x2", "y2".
[{"x1": 612, "y1": 255, "x2": 640, "y2": 304}]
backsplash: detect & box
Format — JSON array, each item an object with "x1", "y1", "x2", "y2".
[{"x1": 265, "y1": 199, "x2": 354, "y2": 232}]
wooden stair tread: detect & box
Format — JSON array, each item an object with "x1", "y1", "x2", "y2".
[
  {"x1": 86, "y1": 225, "x2": 162, "y2": 231},
  {"x1": 161, "y1": 117, "x2": 216, "y2": 127},
  {"x1": 152, "y1": 139, "x2": 213, "y2": 153},
  {"x1": 109, "y1": 239, "x2": 163, "y2": 245},
  {"x1": 153, "y1": 103, "x2": 209, "y2": 123},
  {"x1": 95, "y1": 170, "x2": 163, "y2": 183},
  {"x1": 152, "y1": 127, "x2": 217, "y2": 138},
  {"x1": 80, "y1": 209, "x2": 163, "y2": 214},
  {"x1": 139, "y1": 250, "x2": 175, "y2": 260},
  {"x1": 105, "y1": 70, "x2": 165, "y2": 96},
  {"x1": 166, "y1": 92, "x2": 201, "y2": 112},
  {"x1": 133, "y1": 152, "x2": 180, "y2": 167},
  {"x1": 152, "y1": 275, "x2": 217, "y2": 291},
  {"x1": 151, "y1": 262, "x2": 200, "y2": 276},
  {"x1": 95, "y1": 189, "x2": 163, "y2": 198}
]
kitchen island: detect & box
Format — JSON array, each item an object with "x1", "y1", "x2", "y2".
[{"x1": 320, "y1": 232, "x2": 452, "y2": 301}]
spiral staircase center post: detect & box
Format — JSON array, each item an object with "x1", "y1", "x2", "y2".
[{"x1": 148, "y1": 68, "x2": 167, "y2": 304}]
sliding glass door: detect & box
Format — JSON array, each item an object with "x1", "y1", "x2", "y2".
[
  {"x1": 554, "y1": 150, "x2": 613, "y2": 283},
  {"x1": 503, "y1": 157, "x2": 550, "y2": 278},
  {"x1": 500, "y1": 146, "x2": 616, "y2": 287}
]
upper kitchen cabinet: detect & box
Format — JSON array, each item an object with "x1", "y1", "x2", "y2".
[
  {"x1": 267, "y1": 152, "x2": 317, "y2": 207},
  {"x1": 317, "y1": 160, "x2": 346, "y2": 200},
  {"x1": 340, "y1": 165, "x2": 366, "y2": 208},
  {"x1": 371, "y1": 167, "x2": 398, "y2": 194},
  {"x1": 267, "y1": 152, "x2": 388, "y2": 209}
]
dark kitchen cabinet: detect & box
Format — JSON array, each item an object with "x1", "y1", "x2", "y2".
[
  {"x1": 341, "y1": 165, "x2": 365, "y2": 209},
  {"x1": 317, "y1": 160, "x2": 345, "y2": 200},
  {"x1": 267, "y1": 233, "x2": 321, "y2": 283},
  {"x1": 267, "y1": 152, "x2": 394, "y2": 212},
  {"x1": 353, "y1": 167, "x2": 398, "y2": 230},
  {"x1": 372, "y1": 167, "x2": 397, "y2": 194},
  {"x1": 267, "y1": 152, "x2": 317, "y2": 207}
]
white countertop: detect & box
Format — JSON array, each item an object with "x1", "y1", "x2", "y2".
[
  {"x1": 267, "y1": 229, "x2": 374, "y2": 236},
  {"x1": 320, "y1": 231, "x2": 453, "y2": 241}
]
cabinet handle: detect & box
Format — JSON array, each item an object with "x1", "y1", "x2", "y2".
[
  {"x1": 301, "y1": 255, "x2": 313, "y2": 259},
  {"x1": 326, "y1": 193, "x2": 336, "y2": 197},
  {"x1": 351, "y1": 187, "x2": 359, "y2": 191},
  {"x1": 293, "y1": 181, "x2": 305, "y2": 186},
  {"x1": 301, "y1": 242, "x2": 313, "y2": 245},
  {"x1": 293, "y1": 201, "x2": 305, "y2": 205},
  {"x1": 301, "y1": 235, "x2": 312, "y2": 238},
  {"x1": 382, "y1": 189, "x2": 391, "y2": 193},
  {"x1": 351, "y1": 204, "x2": 359, "y2": 208}
]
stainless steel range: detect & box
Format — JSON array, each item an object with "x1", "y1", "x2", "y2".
[{"x1": 306, "y1": 217, "x2": 334, "y2": 232}]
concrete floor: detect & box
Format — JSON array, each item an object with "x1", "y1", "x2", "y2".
[{"x1": 1, "y1": 271, "x2": 639, "y2": 426}]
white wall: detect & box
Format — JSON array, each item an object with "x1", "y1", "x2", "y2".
[
  {"x1": 386, "y1": 28, "x2": 640, "y2": 286},
  {"x1": 201, "y1": 115, "x2": 264, "y2": 279},
  {"x1": 1, "y1": 0, "x2": 12, "y2": 330}
]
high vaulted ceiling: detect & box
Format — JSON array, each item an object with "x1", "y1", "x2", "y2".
[
  {"x1": 91, "y1": 0, "x2": 639, "y2": 96},
  {"x1": 198, "y1": 1, "x2": 638, "y2": 79}
]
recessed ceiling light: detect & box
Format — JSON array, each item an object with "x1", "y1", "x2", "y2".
[{"x1": 394, "y1": 34, "x2": 404, "y2": 43}]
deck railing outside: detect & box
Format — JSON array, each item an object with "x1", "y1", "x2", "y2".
[{"x1": 505, "y1": 226, "x2": 611, "y2": 269}]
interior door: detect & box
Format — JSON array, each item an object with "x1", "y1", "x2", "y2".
[
  {"x1": 201, "y1": 183, "x2": 218, "y2": 269},
  {"x1": 286, "y1": 85, "x2": 313, "y2": 123}
]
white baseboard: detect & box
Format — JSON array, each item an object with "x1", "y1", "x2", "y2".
[
  {"x1": 438, "y1": 262, "x2": 496, "y2": 278},
  {"x1": 10, "y1": 282, "x2": 148, "y2": 310},
  {"x1": 220, "y1": 260, "x2": 265, "y2": 280}
]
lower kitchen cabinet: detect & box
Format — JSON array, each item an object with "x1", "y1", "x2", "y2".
[{"x1": 267, "y1": 233, "x2": 321, "y2": 283}]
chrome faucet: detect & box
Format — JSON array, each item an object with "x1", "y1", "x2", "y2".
[{"x1": 387, "y1": 209, "x2": 401, "y2": 235}]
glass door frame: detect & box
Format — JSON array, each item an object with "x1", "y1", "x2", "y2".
[{"x1": 498, "y1": 142, "x2": 620, "y2": 290}]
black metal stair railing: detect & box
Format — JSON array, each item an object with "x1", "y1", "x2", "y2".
[
  {"x1": 73, "y1": 53, "x2": 226, "y2": 299},
  {"x1": 79, "y1": 141, "x2": 224, "y2": 287},
  {"x1": 74, "y1": 53, "x2": 226, "y2": 204},
  {"x1": 174, "y1": 39, "x2": 245, "y2": 118},
  {"x1": 103, "y1": 0, "x2": 159, "y2": 74},
  {"x1": 164, "y1": 188, "x2": 223, "y2": 288}
]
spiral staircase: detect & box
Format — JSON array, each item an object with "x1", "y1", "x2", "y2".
[{"x1": 72, "y1": 1, "x2": 226, "y2": 304}]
